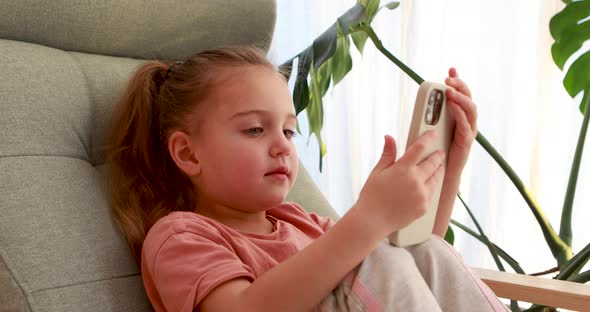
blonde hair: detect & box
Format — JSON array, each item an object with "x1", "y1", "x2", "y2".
[{"x1": 106, "y1": 46, "x2": 277, "y2": 263}]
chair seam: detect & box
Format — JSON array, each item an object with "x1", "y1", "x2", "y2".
[
  {"x1": 65, "y1": 51, "x2": 94, "y2": 163},
  {"x1": 30, "y1": 273, "x2": 141, "y2": 295},
  {"x1": 0, "y1": 154, "x2": 89, "y2": 162},
  {"x1": 0, "y1": 247, "x2": 34, "y2": 312}
]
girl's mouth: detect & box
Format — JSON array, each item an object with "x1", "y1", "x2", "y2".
[{"x1": 265, "y1": 166, "x2": 289, "y2": 181}]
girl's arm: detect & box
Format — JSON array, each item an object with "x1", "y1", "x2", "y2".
[
  {"x1": 200, "y1": 132, "x2": 447, "y2": 312},
  {"x1": 433, "y1": 68, "x2": 478, "y2": 237},
  {"x1": 200, "y1": 205, "x2": 387, "y2": 312}
]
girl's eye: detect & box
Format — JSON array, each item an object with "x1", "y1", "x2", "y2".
[
  {"x1": 245, "y1": 127, "x2": 264, "y2": 136},
  {"x1": 284, "y1": 129, "x2": 297, "y2": 139}
]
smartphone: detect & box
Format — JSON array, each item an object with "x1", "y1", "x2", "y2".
[{"x1": 388, "y1": 81, "x2": 456, "y2": 247}]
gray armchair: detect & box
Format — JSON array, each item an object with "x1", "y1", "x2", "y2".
[{"x1": 0, "y1": 1, "x2": 338, "y2": 311}]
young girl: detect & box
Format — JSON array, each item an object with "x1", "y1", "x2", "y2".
[{"x1": 107, "y1": 47, "x2": 506, "y2": 311}]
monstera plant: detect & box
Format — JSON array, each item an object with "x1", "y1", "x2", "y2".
[{"x1": 281, "y1": 0, "x2": 590, "y2": 311}]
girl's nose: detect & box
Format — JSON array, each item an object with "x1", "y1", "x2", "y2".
[{"x1": 270, "y1": 132, "x2": 291, "y2": 157}]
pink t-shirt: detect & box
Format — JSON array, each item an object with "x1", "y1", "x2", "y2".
[{"x1": 141, "y1": 202, "x2": 335, "y2": 312}]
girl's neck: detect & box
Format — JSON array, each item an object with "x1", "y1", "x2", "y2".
[{"x1": 194, "y1": 203, "x2": 274, "y2": 235}]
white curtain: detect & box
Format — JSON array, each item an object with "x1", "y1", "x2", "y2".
[{"x1": 269, "y1": 0, "x2": 590, "y2": 274}]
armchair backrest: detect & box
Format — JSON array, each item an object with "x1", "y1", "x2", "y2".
[{"x1": 0, "y1": 1, "x2": 338, "y2": 311}]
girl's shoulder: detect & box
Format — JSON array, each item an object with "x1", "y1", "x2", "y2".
[
  {"x1": 143, "y1": 211, "x2": 222, "y2": 251},
  {"x1": 149, "y1": 210, "x2": 211, "y2": 233}
]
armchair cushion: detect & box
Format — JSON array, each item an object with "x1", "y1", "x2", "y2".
[
  {"x1": 0, "y1": 0, "x2": 276, "y2": 60},
  {"x1": 0, "y1": 1, "x2": 331, "y2": 312}
]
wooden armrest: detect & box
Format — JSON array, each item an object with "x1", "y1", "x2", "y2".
[{"x1": 473, "y1": 268, "x2": 590, "y2": 311}]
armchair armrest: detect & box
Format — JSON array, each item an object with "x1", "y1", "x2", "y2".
[{"x1": 474, "y1": 268, "x2": 590, "y2": 311}]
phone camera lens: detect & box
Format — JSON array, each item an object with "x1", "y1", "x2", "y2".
[{"x1": 425, "y1": 89, "x2": 444, "y2": 125}]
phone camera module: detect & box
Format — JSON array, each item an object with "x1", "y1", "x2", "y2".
[{"x1": 425, "y1": 89, "x2": 444, "y2": 125}]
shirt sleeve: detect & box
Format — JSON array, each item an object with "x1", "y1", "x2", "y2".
[{"x1": 146, "y1": 226, "x2": 255, "y2": 312}]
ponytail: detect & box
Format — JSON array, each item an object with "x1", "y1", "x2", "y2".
[
  {"x1": 107, "y1": 61, "x2": 196, "y2": 263},
  {"x1": 107, "y1": 46, "x2": 274, "y2": 264}
]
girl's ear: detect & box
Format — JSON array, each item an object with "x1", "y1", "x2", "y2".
[{"x1": 168, "y1": 131, "x2": 201, "y2": 176}]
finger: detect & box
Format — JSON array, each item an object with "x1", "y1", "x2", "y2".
[
  {"x1": 448, "y1": 67, "x2": 458, "y2": 78},
  {"x1": 445, "y1": 76, "x2": 472, "y2": 98},
  {"x1": 398, "y1": 130, "x2": 437, "y2": 166},
  {"x1": 448, "y1": 101, "x2": 476, "y2": 147},
  {"x1": 373, "y1": 135, "x2": 397, "y2": 171},
  {"x1": 416, "y1": 150, "x2": 445, "y2": 180},
  {"x1": 425, "y1": 163, "x2": 445, "y2": 191},
  {"x1": 446, "y1": 88, "x2": 477, "y2": 132}
]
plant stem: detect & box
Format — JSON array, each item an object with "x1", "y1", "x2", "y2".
[
  {"x1": 363, "y1": 26, "x2": 424, "y2": 84},
  {"x1": 476, "y1": 132, "x2": 572, "y2": 266},
  {"x1": 529, "y1": 267, "x2": 559, "y2": 277},
  {"x1": 556, "y1": 241, "x2": 590, "y2": 280},
  {"x1": 458, "y1": 193, "x2": 505, "y2": 271},
  {"x1": 523, "y1": 304, "x2": 547, "y2": 312},
  {"x1": 571, "y1": 270, "x2": 590, "y2": 283},
  {"x1": 450, "y1": 220, "x2": 526, "y2": 274},
  {"x1": 457, "y1": 194, "x2": 523, "y2": 311},
  {"x1": 559, "y1": 91, "x2": 590, "y2": 246}
]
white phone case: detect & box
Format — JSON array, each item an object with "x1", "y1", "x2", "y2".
[{"x1": 388, "y1": 81, "x2": 456, "y2": 247}]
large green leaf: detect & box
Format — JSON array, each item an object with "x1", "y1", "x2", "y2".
[
  {"x1": 312, "y1": 26, "x2": 339, "y2": 72},
  {"x1": 332, "y1": 35, "x2": 353, "y2": 85},
  {"x1": 279, "y1": 1, "x2": 401, "y2": 170},
  {"x1": 317, "y1": 61, "x2": 332, "y2": 96},
  {"x1": 307, "y1": 65, "x2": 328, "y2": 170},
  {"x1": 550, "y1": 0, "x2": 590, "y2": 109},
  {"x1": 549, "y1": 0, "x2": 590, "y2": 42},
  {"x1": 382, "y1": 1, "x2": 400, "y2": 10},
  {"x1": 311, "y1": 2, "x2": 368, "y2": 72},
  {"x1": 338, "y1": 2, "x2": 369, "y2": 31},
  {"x1": 563, "y1": 51, "x2": 590, "y2": 101},
  {"x1": 280, "y1": 2, "x2": 368, "y2": 117},
  {"x1": 444, "y1": 226, "x2": 454, "y2": 245},
  {"x1": 551, "y1": 20, "x2": 590, "y2": 69},
  {"x1": 280, "y1": 59, "x2": 294, "y2": 82},
  {"x1": 293, "y1": 80, "x2": 310, "y2": 115},
  {"x1": 351, "y1": 31, "x2": 369, "y2": 54},
  {"x1": 362, "y1": 0, "x2": 380, "y2": 20},
  {"x1": 292, "y1": 49, "x2": 313, "y2": 115},
  {"x1": 351, "y1": 1, "x2": 398, "y2": 54}
]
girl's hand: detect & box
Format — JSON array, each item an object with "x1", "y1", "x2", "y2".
[
  {"x1": 353, "y1": 132, "x2": 446, "y2": 235},
  {"x1": 444, "y1": 68, "x2": 478, "y2": 178},
  {"x1": 431, "y1": 67, "x2": 478, "y2": 236}
]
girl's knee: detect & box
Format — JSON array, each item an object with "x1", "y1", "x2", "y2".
[
  {"x1": 356, "y1": 241, "x2": 424, "y2": 283},
  {"x1": 406, "y1": 235, "x2": 464, "y2": 266},
  {"x1": 374, "y1": 240, "x2": 418, "y2": 270}
]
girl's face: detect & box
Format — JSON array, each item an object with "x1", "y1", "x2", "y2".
[{"x1": 189, "y1": 66, "x2": 299, "y2": 214}]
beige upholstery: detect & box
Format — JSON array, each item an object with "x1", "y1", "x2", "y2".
[{"x1": 0, "y1": 1, "x2": 340, "y2": 311}]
